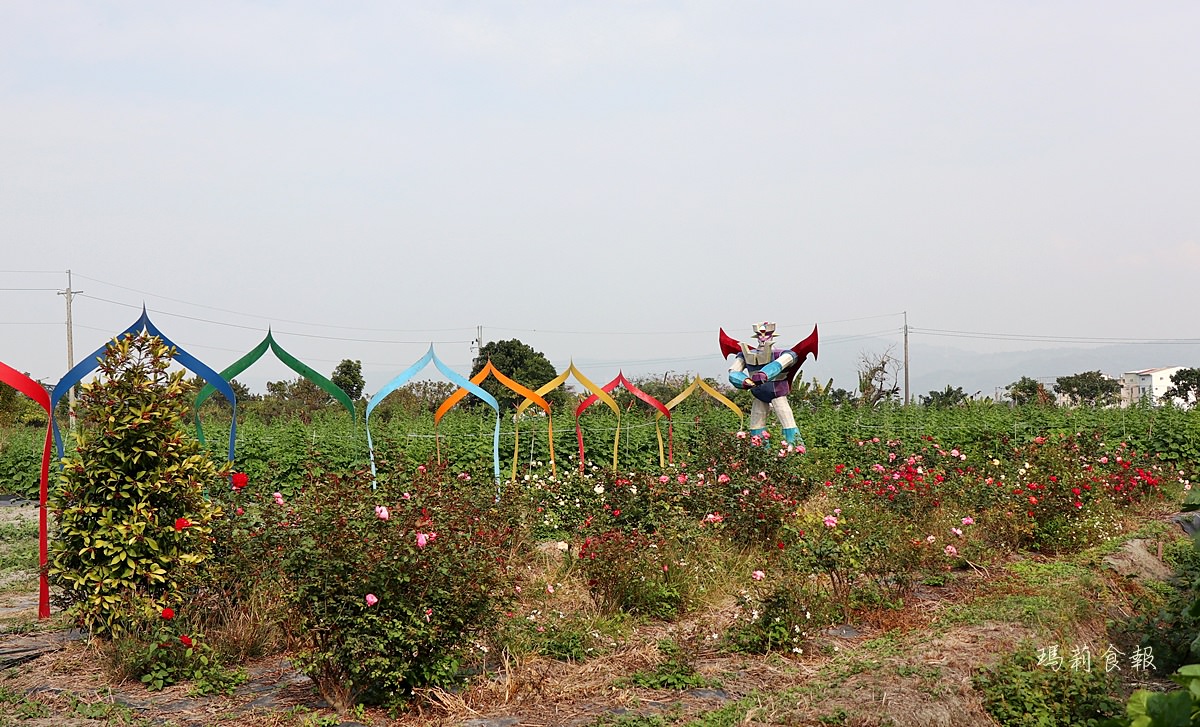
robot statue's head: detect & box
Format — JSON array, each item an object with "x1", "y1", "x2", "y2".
[{"x1": 752, "y1": 321, "x2": 777, "y2": 347}]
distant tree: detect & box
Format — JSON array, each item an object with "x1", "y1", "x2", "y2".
[
  {"x1": 793, "y1": 377, "x2": 836, "y2": 406},
  {"x1": 921, "y1": 385, "x2": 969, "y2": 408},
  {"x1": 857, "y1": 350, "x2": 900, "y2": 408},
  {"x1": 1006, "y1": 376, "x2": 1053, "y2": 406},
  {"x1": 470, "y1": 339, "x2": 565, "y2": 411},
  {"x1": 331, "y1": 359, "x2": 365, "y2": 400},
  {"x1": 829, "y1": 387, "x2": 857, "y2": 406},
  {"x1": 191, "y1": 376, "x2": 256, "y2": 415},
  {"x1": 1054, "y1": 371, "x2": 1121, "y2": 407},
  {"x1": 1162, "y1": 368, "x2": 1200, "y2": 406},
  {"x1": 0, "y1": 378, "x2": 50, "y2": 427},
  {"x1": 376, "y1": 380, "x2": 460, "y2": 421},
  {"x1": 262, "y1": 377, "x2": 330, "y2": 422}
]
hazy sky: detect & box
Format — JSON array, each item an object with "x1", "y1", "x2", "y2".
[{"x1": 3, "y1": 2, "x2": 1198, "y2": 395}]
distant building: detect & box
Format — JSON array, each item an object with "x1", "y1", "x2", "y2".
[{"x1": 1120, "y1": 366, "x2": 1186, "y2": 406}]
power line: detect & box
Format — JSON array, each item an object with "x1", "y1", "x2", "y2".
[
  {"x1": 77, "y1": 294, "x2": 473, "y2": 344},
  {"x1": 71, "y1": 272, "x2": 474, "y2": 333},
  {"x1": 911, "y1": 327, "x2": 1200, "y2": 345}
]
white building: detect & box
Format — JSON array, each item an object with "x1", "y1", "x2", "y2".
[{"x1": 1120, "y1": 366, "x2": 1187, "y2": 406}]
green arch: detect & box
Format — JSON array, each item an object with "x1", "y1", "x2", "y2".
[{"x1": 194, "y1": 329, "x2": 356, "y2": 445}]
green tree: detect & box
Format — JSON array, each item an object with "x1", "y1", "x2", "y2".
[
  {"x1": 1006, "y1": 376, "x2": 1053, "y2": 406},
  {"x1": 190, "y1": 375, "x2": 255, "y2": 415},
  {"x1": 331, "y1": 359, "x2": 365, "y2": 400},
  {"x1": 921, "y1": 385, "x2": 969, "y2": 408},
  {"x1": 1054, "y1": 370, "x2": 1121, "y2": 407},
  {"x1": 470, "y1": 339, "x2": 566, "y2": 411},
  {"x1": 261, "y1": 377, "x2": 330, "y2": 422},
  {"x1": 371, "y1": 380, "x2": 459, "y2": 421},
  {"x1": 1163, "y1": 368, "x2": 1200, "y2": 406},
  {"x1": 0, "y1": 378, "x2": 50, "y2": 427},
  {"x1": 49, "y1": 333, "x2": 226, "y2": 636}
]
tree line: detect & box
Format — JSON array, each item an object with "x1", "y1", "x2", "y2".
[{"x1": 3, "y1": 339, "x2": 1200, "y2": 429}]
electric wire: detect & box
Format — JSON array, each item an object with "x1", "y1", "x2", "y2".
[
  {"x1": 76, "y1": 294, "x2": 473, "y2": 344},
  {"x1": 71, "y1": 272, "x2": 474, "y2": 334}
]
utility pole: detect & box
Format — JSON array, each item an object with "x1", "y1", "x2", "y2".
[
  {"x1": 58, "y1": 270, "x2": 81, "y2": 430},
  {"x1": 903, "y1": 311, "x2": 910, "y2": 405},
  {"x1": 471, "y1": 325, "x2": 483, "y2": 355}
]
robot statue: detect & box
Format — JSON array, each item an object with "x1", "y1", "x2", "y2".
[{"x1": 719, "y1": 321, "x2": 819, "y2": 446}]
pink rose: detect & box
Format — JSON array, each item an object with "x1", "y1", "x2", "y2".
[
  {"x1": 751, "y1": 570, "x2": 765, "y2": 581},
  {"x1": 375, "y1": 505, "x2": 390, "y2": 520},
  {"x1": 365, "y1": 593, "x2": 378, "y2": 607}
]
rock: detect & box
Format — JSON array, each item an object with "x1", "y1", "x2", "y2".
[
  {"x1": 459, "y1": 718, "x2": 522, "y2": 727},
  {"x1": 686, "y1": 688, "x2": 729, "y2": 700},
  {"x1": 1173, "y1": 512, "x2": 1200, "y2": 537},
  {"x1": 1103, "y1": 539, "x2": 1174, "y2": 581},
  {"x1": 534, "y1": 541, "x2": 570, "y2": 558}
]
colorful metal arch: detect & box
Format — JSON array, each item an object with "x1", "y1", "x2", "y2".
[
  {"x1": 576, "y1": 372, "x2": 671, "y2": 470},
  {"x1": 515, "y1": 362, "x2": 620, "y2": 474},
  {"x1": 436, "y1": 361, "x2": 551, "y2": 482},
  {"x1": 512, "y1": 362, "x2": 616, "y2": 478},
  {"x1": 51, "y1": 307, "x2": 237, "y2": 463},
  {"x1": 193, "y1": 329, "x2": 356, "y2": 445},
  {"x1": 0, "y1": 361, "x2": 53, "y2": 619},
  {"x1": 657, "y1": 376, "x2": 744, "y2": 433},
  {"x1": 365, "y1": 345, "x2": 501, "y2": 485}
]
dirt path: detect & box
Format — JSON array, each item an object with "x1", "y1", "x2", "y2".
[{"x1": 0, "y1": 578, "x2": 1032, "y2": 727}]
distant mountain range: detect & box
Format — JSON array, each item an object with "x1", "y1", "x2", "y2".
[{"x1": 804, "y1": 338, "x2": 1200, "y2": 402}]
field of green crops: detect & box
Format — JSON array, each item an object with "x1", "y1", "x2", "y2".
[{"x1": 3, "y1": 400, "x2": 1199, "y2": 499}]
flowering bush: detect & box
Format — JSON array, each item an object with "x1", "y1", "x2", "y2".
[
  {"x1": 576, "y1": 527, "x2": 686, "y2": 619},
  {"x1": 281, "y1": 462, "x2": 516, "y2": 708},
  {"x1": 50, "y1": 333, "x2": 226, "y2": 637},
  {"x1": 726, "y1": 567, "x2": 838, "y2": 655},
  {"x1": 683, "y1": 431, "x2": 810, "y2": 544},
  {"x1": 109, "y1": 606, "x2": 245, "y2": 695}
]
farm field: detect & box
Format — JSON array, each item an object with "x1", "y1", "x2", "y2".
[{"x1": 0, "y1": 397, "x2": 1198, "y2": 726}]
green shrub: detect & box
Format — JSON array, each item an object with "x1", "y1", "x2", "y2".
[
  {"x1": 0, "y1": 426, "x2": 45, "y2": 500},
  {"x1": 685, "y1": 431, "x2": 810, "y2": 545},
  {"x1": 974, "y1": 643, "x2": 1122, "y2": 726},
  {"x1": 107, "y1": 606, "x2": 246, "y2": 695},
  {"x1": 576, "y1": 527, "x2": 685, "y2": 620},
  {"x1": 49, "y1": 333, "x2": 227, "y2": 637},
  {"x1": 627, "y1": 639, "x2": 715, "y2": 690},
  {"x1": 281, "y1": 462, "x2": 517, "y2": 709}
]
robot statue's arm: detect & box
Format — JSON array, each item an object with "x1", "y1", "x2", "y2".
[
  {"x1": 753, "y1": 350, "x2": 798, "y2": 384},
  {"x1": 728, "y1": 354, "x2": 752, "y2": 389}
]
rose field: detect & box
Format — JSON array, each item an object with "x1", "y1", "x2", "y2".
[{"x1": 1, "y1": 339, "x2": 1200, "y2": 725}]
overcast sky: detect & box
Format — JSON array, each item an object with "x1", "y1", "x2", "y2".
[{"x1": 2, "y1": 2, "x2": 1198, "y2": 395}]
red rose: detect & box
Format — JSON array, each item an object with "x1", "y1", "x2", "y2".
[
  {"x1": 232, "y1": 472, "x2": 248, "y2": 490},
  {"x1": 162, "y1": 607, "x2": 175, "y2": 620},
  {"x1": 174, "y1": 517, "x2": 192, "y2": 532},
  {"x1": 179, "y1": 634, "x2": 193, "y2": 647}
]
